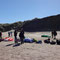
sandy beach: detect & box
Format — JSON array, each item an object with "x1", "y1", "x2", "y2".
[{"x1": 0, "y1": 31, "x2": 60, "y2": 60}]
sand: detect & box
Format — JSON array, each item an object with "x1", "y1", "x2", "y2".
[{"x1": 0, "y1": 31, "x2": 60, "y2": 60}]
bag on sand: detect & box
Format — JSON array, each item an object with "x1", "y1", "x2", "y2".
[
  {"x1": 50, "y1": 41, "x2": 56, "y2": 45},
  {"x1": 44, "y1": 40, "x2": 50, "y2": 44},
  {"x1": 36, "y1": 40, "x2": 42, "y2": 44},
  {"x1": 56, "y1": 40, "x2": 60, "y2": 45}
]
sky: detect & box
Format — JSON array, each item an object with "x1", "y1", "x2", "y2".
[{"x1": 0, "y1": 0, "x2": 60, "y2": 23}]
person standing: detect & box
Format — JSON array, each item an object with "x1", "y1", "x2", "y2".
[
  {"x1": 8, "y1": 32, "x2": 10, "y2": 37},
  {"x1": 10, "y1": 31, "x2": 12, "y2": 37},
  {"x1": 51, "y1": 30, "x2": 57, "y2": 39},
  {"x1": 19, "y1": 28, "x2": 24, "y2": 44},
  {"x1": 14, "y1": 30, "x2": 18, "y2": 44},
  {"x1": 53, "y1": 31, "x2": 57, "y2": 39},
  {"x1": 0, "y1": 31, "x2": 2, "y2": 39},
  {"x1": 51, "y1": 31, "x2": 54, "y2": 38}
]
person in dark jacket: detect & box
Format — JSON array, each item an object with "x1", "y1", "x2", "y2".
[
  {"x1": 14, "y1": 30, "x2": 18, "y2": 43},
  {"x1": 53, "y1": 31, "x2": 57, "y2": 39},
  {"x1": 8, "y1": 32, "x2": 10, "y2": 37},
  {"x1": 0, "y1": 31, "x2": 2, "y2": 38},
  {"x1": 51, "y1": 30, "x2": 57, "y2": 39},
  {"x1": 19, "y1": 28, "x2": 24, "y2": 44}
]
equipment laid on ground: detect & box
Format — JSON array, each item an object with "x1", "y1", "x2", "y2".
[
  {"x1": 4, "y1": 37, "x2": 14, "y2": 41},
  {"x1": 36, "y1": 40, "x2": 42, "y2": 44},
  {"x1": 24, "y1": 38, "x2": 33, "y2": 43},
  {"x1": 32, "y1": 38, "x2": 38, "y2": 42},
  {"x1": 50, "y1": 41, "x2": 56, "y2": 45},
  {"x1": 56, "y1": 40, "x2": 60, "y2": 45},
  {"x1": 41, "y1": 35, "x2": 51, "y2": 38},
  {"x1": 44, "y1": 40, "x2": 50, "y2": 44}
]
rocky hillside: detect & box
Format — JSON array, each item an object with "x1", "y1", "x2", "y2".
[
  {"x1": 0, "y1": 14, "x2": 60, "y2": 32},
  {"x1": 0, "y1": 21, "x2": 23, "y2": 32},
  {"x1": 23, "y1": 14, "x2": 60, "y2": 32}
]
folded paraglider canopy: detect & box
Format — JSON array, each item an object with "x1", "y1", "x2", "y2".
[
  {"x1": 4, "y1": 37, "x2": 14, "y2": 41},
  {"x1": 24, "y1": 38, "x2": 33, "y2": 43},
  {"x1": 41, "y1": 35, "x2": 51, "y2": 38}
]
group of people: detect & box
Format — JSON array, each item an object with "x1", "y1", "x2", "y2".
[
  {"x1": 14, "y1": 29, "x2": 57, "y2": 44},
  {"x1": 0, "y1": 29, "x2": 57, "y2": 44},
  {"x1": 14, "y1": 28, "x2": 24, "y2": 44},
  {"x1": 0, "y1": 28, "x2": 24, "y2": 44},
  {"x1": 8, "y1": 31, "x2": 12, "y2": 37}
]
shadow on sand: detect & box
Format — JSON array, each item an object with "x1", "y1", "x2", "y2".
[
  {"x1": 13, "y1": 43, "x2": 22, "y2": 47},
  {"x1": 6, "y1": 43, "x2": 14, "y2": 46},
  {"x1": 6, "y1": 43, "x2": 21, "y2": 47}
]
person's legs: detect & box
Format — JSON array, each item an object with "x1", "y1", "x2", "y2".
[
  {"x1": 15, "y1": 36, "x2": 18, "y2": 44},
  {"x1": 52, "y1": 34, "x2": 53, "y2": 38},
  {"x1": 8, "y1": 34, "x2": 9, "y2": 37},
  {"x1": 11, "y1": 33, "x2": 12, "y2": 36},
  {"x1": 54, "y1": 35, "x2": 56, "y2": 39},
  {"x1": 20, "y1": 37, "x2": 24, "y2": 44},
  {"x1": 9, "y1": 34, "x2": 10, "y2": 37}
]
